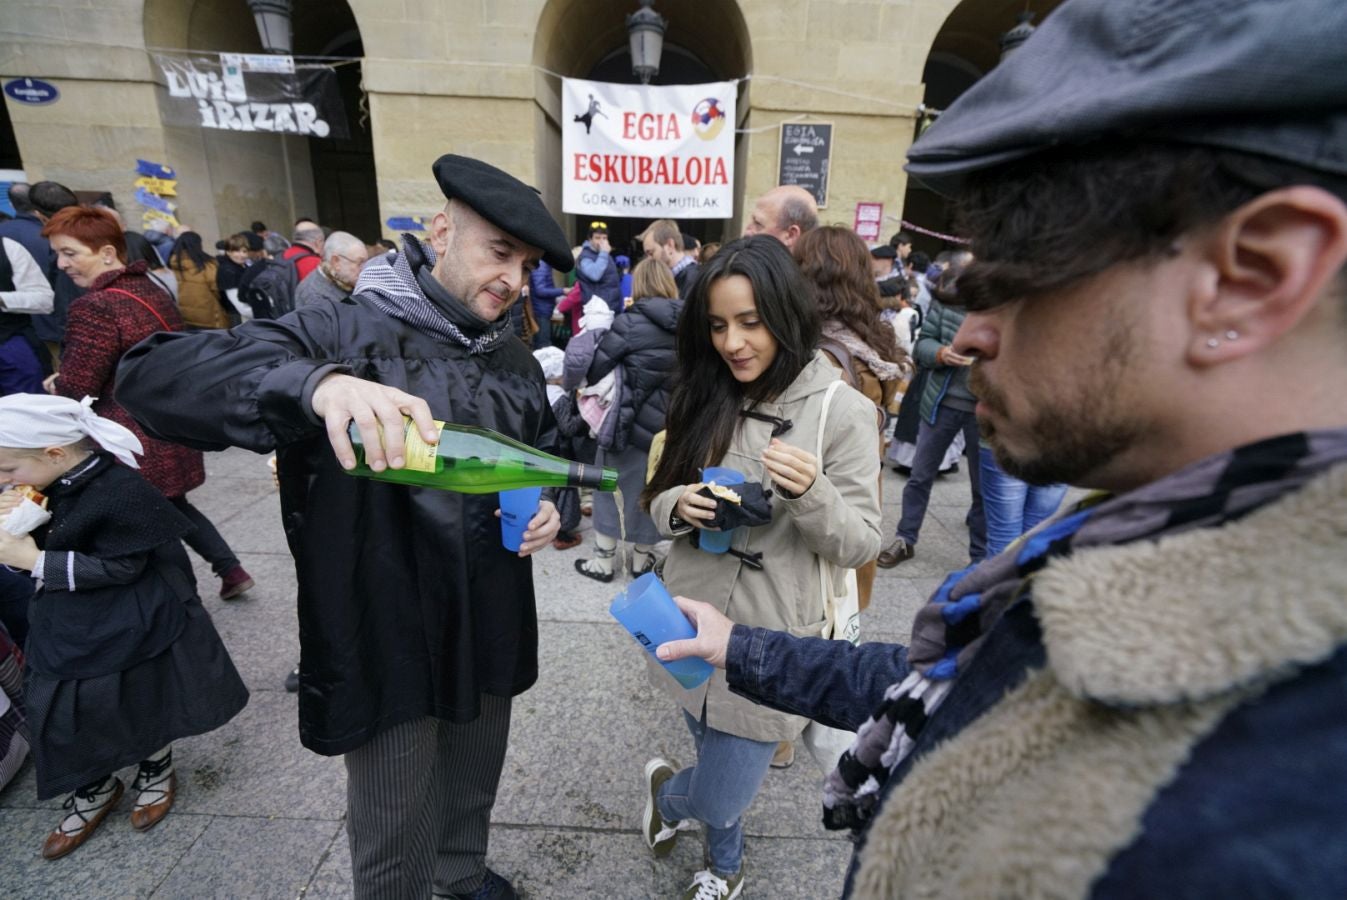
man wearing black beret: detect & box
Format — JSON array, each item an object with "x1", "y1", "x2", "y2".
[
  {"x1": 658, "y1": 0, "x2": 1347, "y2": 895},
  {"x1": 116, "y1": 155, "x2": 574, "y2": 899}
]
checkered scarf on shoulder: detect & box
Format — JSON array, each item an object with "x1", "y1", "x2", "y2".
[
  {"x1": 822, "y1": 429, "x2": 1347, "y2": 831},
  {"x1": 354, "y1": 234, "x2": 510, "y2": 354}
]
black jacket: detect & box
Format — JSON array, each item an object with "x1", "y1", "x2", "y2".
[
  {"x1": 674, "y1": 260, "x2": 700, "y2": 301},
  {"x1": 27, "y1": 453, "x2": 195, "y2": 680},
  {"x1": 117, "y1": 287, "x2": 557, "y2": 756},
  {"x1": 586, "y1": 296, "x2": 682, "y2": 453}
]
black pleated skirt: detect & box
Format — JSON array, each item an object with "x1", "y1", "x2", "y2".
[{"x1": 25, "y1": 598, "x2": 249, "y2": 799}]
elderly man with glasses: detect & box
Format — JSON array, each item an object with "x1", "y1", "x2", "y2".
[{"x1": 295, "y1": 231, "x2": 369, "y2": 307}]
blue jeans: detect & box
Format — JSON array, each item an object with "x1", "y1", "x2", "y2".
[
  {"x1": 896, "y1": 404, "x2": 986, "y2": 561},
  {"x1": 530, "y1": 300, "x2": 556, "y2": 348},
  {"x1": 657, "y1": 710, "x2": 778, "y2": 876},
  {"x1": 978, "y1": 446, "x2": 1069, "y2": 558}
]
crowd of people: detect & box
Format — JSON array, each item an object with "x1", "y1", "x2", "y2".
[{"x1": 2, "y1": 0, "x2": 1346, "y2": 896}]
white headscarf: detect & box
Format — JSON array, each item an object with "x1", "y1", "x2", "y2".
[
  {"x1": 579, "y1": 296, "x2": 614, "y2": 333},
  {"x1": 0, "y1": 394, "x2": 144, "y2": 468}
]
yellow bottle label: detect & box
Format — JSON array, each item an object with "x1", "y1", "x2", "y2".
[{"x1": 402, "y1": 419, "x2": 445, "y2": 473}]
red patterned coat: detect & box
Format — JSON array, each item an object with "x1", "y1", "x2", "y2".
[{"x1": 53, "y1": 262, "x2": 206, "y2": 497}]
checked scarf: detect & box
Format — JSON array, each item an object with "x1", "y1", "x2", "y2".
[
  {"x1": 822, "y1": 428, "x2": 1347, "y2": 831},
  {"x1": 354, "y1": 234, "x2": 511, "y2": 354}
]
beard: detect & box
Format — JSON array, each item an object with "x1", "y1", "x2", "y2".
[{"x1": 970, "y1": 320, "x2": 1145, "y2": 487}]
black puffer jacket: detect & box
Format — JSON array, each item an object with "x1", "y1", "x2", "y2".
[
  {"x1": 116, "y1": 251, "x2": 556, "y2": 757},
  {"x1": 586, "y1": 296, "x2": 682, "y2": 453}
]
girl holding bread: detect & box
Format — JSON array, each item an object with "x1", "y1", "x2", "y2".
[
  {"x1": 638, "y1": 236, "x2": 883, "y2": 900},
  {"x1": 0, "y1": 393, "x2": 247, "y2": 860}
]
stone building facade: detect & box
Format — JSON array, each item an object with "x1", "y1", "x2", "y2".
[{"x1": 0, "y1": 0, "x2": 1060, "y2": 247}]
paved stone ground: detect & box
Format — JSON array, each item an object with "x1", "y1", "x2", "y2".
[{"x1": 0, "y1": 446, "x2": 990, "y2": 898}]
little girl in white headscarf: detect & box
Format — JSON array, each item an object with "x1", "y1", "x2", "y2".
[{"x1": 0, "y1": 393, "x2": 248, "y2": 861}]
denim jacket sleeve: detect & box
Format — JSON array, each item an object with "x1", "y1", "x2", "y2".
[{"x1": 724, "y1": 624, "x2": 911, "y2": 731}]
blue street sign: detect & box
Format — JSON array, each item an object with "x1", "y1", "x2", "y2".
[
  {"x1": 3, "y1": 78, "x2": 60, "y2": 105},
  {"x1": 136, "y1": 158, "x2": 176, "y2": 180}
]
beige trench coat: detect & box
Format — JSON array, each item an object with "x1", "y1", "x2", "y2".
[{"x1": 650, "y1": 352, "x2": 883, "y2": 742}]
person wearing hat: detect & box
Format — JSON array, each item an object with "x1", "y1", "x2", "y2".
[
  {"x1": 654, "y1": 0, "x2": 1347, "y2": 895},
  {"x1": 116, "y1": 155, "x2": 576, "y2": 900},
  {"x1": 867, "y1": 243, "x2": 900, "y2": 283},
  {"x1": 575, "y1": 220, "x2": 623, "y2": 314}
]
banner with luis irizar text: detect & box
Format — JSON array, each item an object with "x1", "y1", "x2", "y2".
[{"x1": 562, "y1": 78, "x2": 735, "y2": 219}]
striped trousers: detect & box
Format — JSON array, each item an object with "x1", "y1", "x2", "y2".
[{"x1": 343, "y1": 695, "x2": 512, "y2": 899}]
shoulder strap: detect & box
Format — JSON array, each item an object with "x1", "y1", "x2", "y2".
[
  {"x1": 103, "y1": 287, "x2": 173, "y2": 332},
  {"x1": 815, "y1": 379, "x2": 845, "y2": 466},
  {"x1": 818, "y1": 338, "x2": 859, "y2": 389},
  {"x1": 815, "y1": 379, "x2": 847, "y2": 630}
]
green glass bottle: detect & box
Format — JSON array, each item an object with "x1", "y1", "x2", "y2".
[{"x1": 346, "y1": 419, "x2": 618, "y2": 494}]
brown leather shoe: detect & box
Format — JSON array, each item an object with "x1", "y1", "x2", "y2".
[
  {"x1": 552, "y1": 531, "x2": 582, "y2": 551},
  {"x1": 876, "y1": 538, "x2": 915, "y2": 569},
  {"x1": 770, "y1": 740, "x2": 795, "y2": 769},
  {"x1": 42, "y1": 778, "x2": 124, "y2": 860},
  {"x1": 130, "y1": 771, "x2": 177, "y2": 832}
]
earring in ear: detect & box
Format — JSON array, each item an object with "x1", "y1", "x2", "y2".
[
  {"x1": 1224, "y1": 330, "x2": 1239, "y2": 341},
  {"x1": 1205, "y1": 338, "x2": 1220, "y2": 349}
]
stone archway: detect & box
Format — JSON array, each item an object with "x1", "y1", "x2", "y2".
[
  {"x1": 531, "y1": 0, "x2": 752, "y2": 252},
  {"x1": 142, "y1": 0, "x2": 378, "y2": 241},
  {"x1": 900, "y1": 0, "x2": 1066, "y2": 256}
]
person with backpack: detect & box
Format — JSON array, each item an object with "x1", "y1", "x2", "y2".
[
  {"x1": 795, "y1": 226, "x2": 908, "y2": 611},
  {"x1": 239, "y1": 240, "x2": 304, "y2": 319},
  {"x1": 282, "y1": 220, "x2": 324, "y2": 282}
]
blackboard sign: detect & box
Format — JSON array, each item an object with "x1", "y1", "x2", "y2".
[{"x1": 777, "y1": 122, "x2": 833, "y2": 208}]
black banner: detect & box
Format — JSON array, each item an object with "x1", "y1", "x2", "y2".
[{"x1": 153, "y1": 52, "x2": 349, "y2": 140}]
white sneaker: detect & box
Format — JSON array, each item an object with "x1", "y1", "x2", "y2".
[
  {"x1": 643, "y1": 757, "x2": 694, "y2": 857},
  {"x1": 681, "y1": 868, "x2": 744, "y2": 900}
]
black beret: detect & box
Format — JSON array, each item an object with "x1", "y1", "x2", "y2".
[
  {"x1": 432, "y1": 154, "x2": 574, "y2": 273},
  {"x1": 869, "y1": 244, "x2": 897, "y2": 260},
  {"x1": 906, "y1": 0, "x2": 1347, "y2": 196}
]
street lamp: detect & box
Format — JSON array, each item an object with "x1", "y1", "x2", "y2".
[
  {"x1": 247, "y1": 0, "x2": 294, "y2": 55},
  {"x1": 627, "y1": 0, "x2": 667, "y2": 85},
  {"x1": 999, "y1": 10, "x2": 1037, "y2": 60}
]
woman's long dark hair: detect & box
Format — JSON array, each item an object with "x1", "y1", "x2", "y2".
[
  {"x1": 168, "y1": 231, "x2": 210, "y2": 273},
  {"x1": 124, "y1": 231, "x2": 164, "y2": 269},
  {"x1": 642, "y1": 234, "x2": 819, "y2": 508},
  {"x1": 793, "y1": 226, "x2": 902, "y2": 364}
]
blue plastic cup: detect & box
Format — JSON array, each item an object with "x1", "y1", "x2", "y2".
[
  {"x1": 610, "y1": 572, "x2": 714, "y2": 689},
  {"x1": 499, "y1": 486, "x2": 543, "y2": 552},
  {"x1": 697, "y1": 466, "x2": 745, "y2": 554}
]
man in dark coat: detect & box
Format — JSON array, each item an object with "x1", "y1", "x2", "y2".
[{"x1": 116, "y1": 155, "x2": 573, "y2": 900}]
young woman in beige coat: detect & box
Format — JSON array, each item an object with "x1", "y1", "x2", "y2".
[{"x1": 639, "y1": 235, "x2": 882, "y2": 900}]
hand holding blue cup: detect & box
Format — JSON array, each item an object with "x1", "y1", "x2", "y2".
[
  {"x1": 697, "y1": 467, "x2": 745, "y2": 554},
  {"x1": 610, "y1": 572, "x2": 713, "y2": 689},
  {"x1": 499, "y1": 486, "x2": 543, "y2": 552}
]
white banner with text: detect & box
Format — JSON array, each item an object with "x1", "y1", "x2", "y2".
[{"x1": 562, "y1": 78, "x2": 735, "y2": 219}]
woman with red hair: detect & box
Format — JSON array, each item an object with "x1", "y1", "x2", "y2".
[{"x1": 41, "y1": 207, "x2": 254, "y2": 600}]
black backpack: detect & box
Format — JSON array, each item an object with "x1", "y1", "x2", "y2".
[{"x1": 239, "y1": 258, "x2": 301, "y2": 319}]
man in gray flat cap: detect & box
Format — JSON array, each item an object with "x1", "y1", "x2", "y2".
[
  {"x1": 656, "y1": 0, "x2": 1347, "y2": 896},
  {"x1": 117, "y1": 155, "x2": 574, "y2": 899}
]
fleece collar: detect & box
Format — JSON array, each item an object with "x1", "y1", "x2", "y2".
[{"x1": 1034, "y1": 463, "x2": 1347, "y2": 706}]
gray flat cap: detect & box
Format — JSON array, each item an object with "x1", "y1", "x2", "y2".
[{"x1": 906, "y1": 0, "x2": 1347, "y2": 196}]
